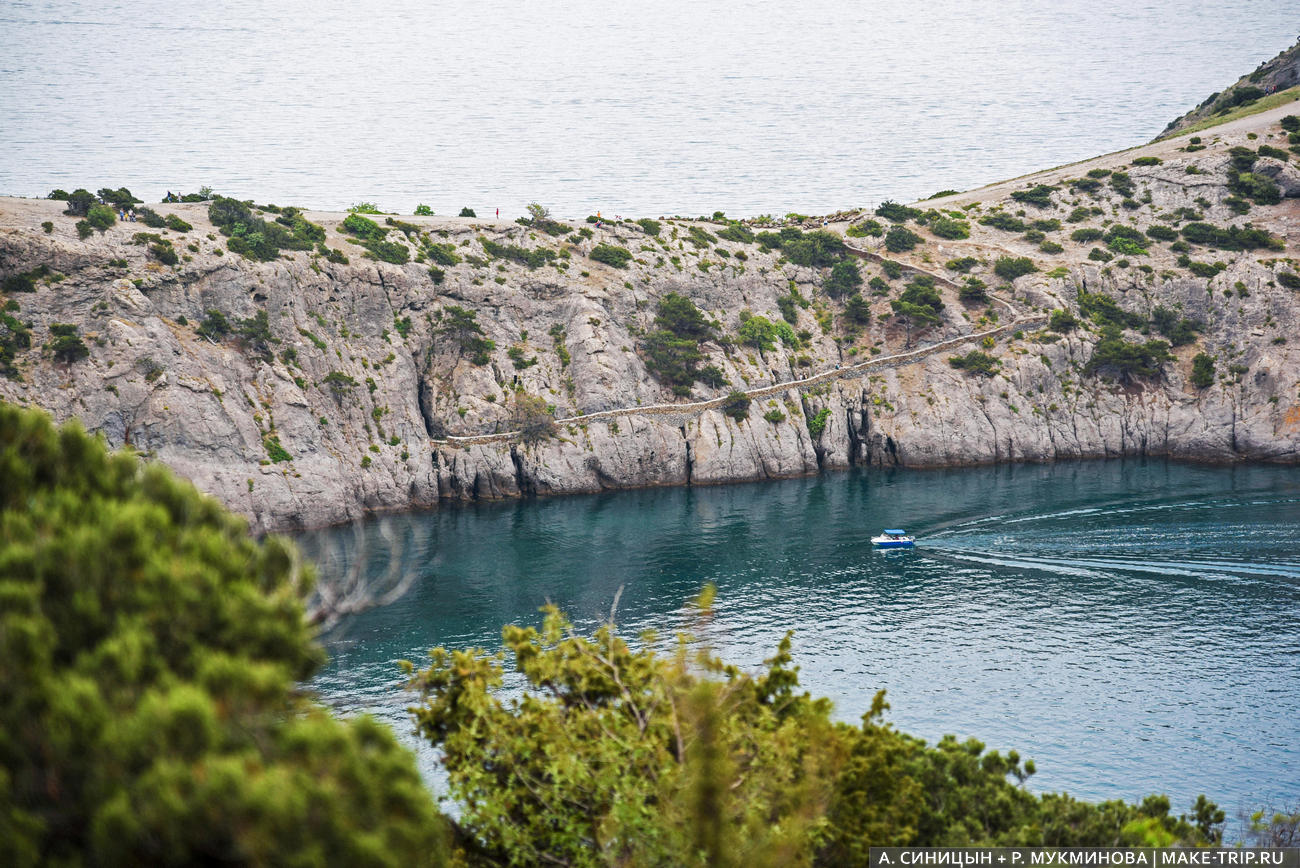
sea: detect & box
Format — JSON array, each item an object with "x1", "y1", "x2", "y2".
[
  {"x1": 301, "y1": 461, "x2": 1300, "y2": 823},
  {"x1": 1, "y1": 0, "x2": 1296, "y2": 218}
]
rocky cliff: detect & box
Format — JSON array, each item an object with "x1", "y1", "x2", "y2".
[{"x1": 2, "y1": 104, "x2": 1299, "y2": 532}]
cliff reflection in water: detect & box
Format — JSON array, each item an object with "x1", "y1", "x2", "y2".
[{"x1": 301, "y1": 459, "x2": 1300, "y2": 816}]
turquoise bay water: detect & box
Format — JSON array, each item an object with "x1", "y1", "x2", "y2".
[
  {"x1": 1, "y1": 1, "x2": 1296, "y2": 216},
  {"x1": 303, "y1": 460, "x2": 1300, "y2": 819}
]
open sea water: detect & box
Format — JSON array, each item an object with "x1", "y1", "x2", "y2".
[
  {"x1": 301, "y1": 461, "x2": 1300, "y2": 823},
  {"x1": 1, "y1": 0, "x2": 1297, "y2": 217}
]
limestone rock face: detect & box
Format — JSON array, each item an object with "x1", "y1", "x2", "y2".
[{"x1": 2, "y1": 110, "x2": 1298, "y2": 530}]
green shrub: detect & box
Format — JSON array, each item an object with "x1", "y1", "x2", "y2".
[
  {"x1": 46, "y1": 323, "x2": 89, "y2": 363},
  {"x1": 633, "y1": 217, "x2": 661, "y2": 236},
  {"x1": 590, "y1": 243, "x2": 633, "y2": 269},
  {"x1": 959, "y1": 277, "x2": 988, "y2": 303},
  {"x1": 846, "y1": 219, "x2": 883, "y2": 238},
  {"x1": 1187, "y1": 260, "x2": 1222, "y2": 278},
  {"x1": 436, "y1": 305, "x2": 495, "y2": 365},
  {"x1": 948, "y1": 350, "x2": 1000, "y2": 376},
  {"x1": 721, "y1": 390, "x2": 751, "y2": 421},
  {"x1": 1088, "y1": 247, "x2": 1112, "y2": 262},
  {"x1": 1229, "y1": 172, "x2": 1281, "y2": 206},
  {"x1": 195, "y1": 310, "x2": 231, "y2": 341},
  {"x1": 136, "y1": 207, "x2": 167, "y2": 228},
  {"x1": 875, "y1": 200, "x2": 921, "y2": 223},
  {"x1": 0, "y1": 309, "x2": 32, "y2": 378},
  {"x1": 0, "y1": 405, "x2": 449, "y2": 866},
  {"x1": 1049, "y1": 309, "x2": 1078, "y2": 332},
  {"x1": 1077, "y1": 289, "x2": 1145, "y2": 329},
  {"x1": 1066, "y1": 206, "x2": 1092, "y2": 222},
  {"x1": 164, "y1": 213, "x2": 192, "y2": 232},
  {"x1": 1039, "y1": 240, "x2": 1064, "y2": 254},
  {"x1": 945, "y1": 256, "x2": 977, "y2": 272},
  {"x1": 1256, "y1": 144, "x2": 1289, "y2": 162},
  {"x1": 717, "y1": 223, "x2": 755, "y2": 244},
  {"x1": 762, "y1": 407, "x2": 786, "y2": 423},
  {"x1": 363, "y1": 240, "x2": 410, "y2": 265},
  {"x1": 1180, "y1": 222, "x2": 1279, "y2": 251},
  {"x1": 423, "y1": 241, "x2": 461, "y2": 266},
  {"x1": 824, "y1": 260, "x2": 862, "y2": 298},
  {"x1": 321, "y1": 370, "x2": 359, "y2": 397},
  {"x1": 1070, "y1": 178, "x2": 1103, "y2": 195},
  {"x1": 978, "y1": 212, "x2": 1027, "y2": 232},
  {"x1": 1151, "y1": 306, "x2": 1201, "y2": 347},
  {"x1": 96, "y1": 186, "x2": 141, "y2": 208},
  {"x1": 209, "y1": 197, "x2": 318, "y2": 261},
  {"x1": 783, "y1": 230, "x2": 847, "y2": 267},
  {"x1": 509, "y1": 392, "x2": 557, "y2": 443},
  {"x1": 1131, "y1": 156, "x2": 1162, "y2": 167},
  {"x1": 738, "y1": 313, "x2": 778, "y2": 352},
  {"x1": 1084, "y1": 326, "x2": 1172, "y2": 380},
  {"x1": 884, "y1": 225, "x2": 922, "y2": 253},
  {"x1": 413, "y1": 204, "x2": 433, "y2": 216},
  {"x1": 844, "y1": 294, "x2": 871, "y2": 326},
  {"x1": 459, "y1": 207, "x2": 477, "y2": 217},
  {"x1": 807, "y1": 407, "x2": 832, "y2": 437},
  {"x1": 1277, "y1": 270, "x2": 1300, "y2": 290},
  {"x1": 1109, "y1": 171, "x2": 1136, "y2": 197},
  {"x1": 341, "y1": 212, "x2": 386, "y2": 240},
  {"x1": 1281, "y1": 115, "x2": 1300, "y2": 132},
  {"x1": 881, "y1": 259, "x2": 903, "y2": 280},
  {"x1": 1010, "y1": 184, "x2": 1056, "y2": 208},
  {"x1": 929, "y1": 216, "x2": 970, "y2": 239},
  {"x1": 1145, "y1": 225, "x2": 1178, "y2": 242},
  {"x1": 2, "y1": 265, "x2": 55, "y2": 294},
  {"x1": 62, "y1": 188, "x2": 97, "y2": 217},
  {"x1": 85, "y1": 203, "x2": 116, "y2": 233},
  {"x1": 1190, "y1": 353, "x2": 1215, "y2": 387},
  {"x1": 993, "y1": 256, "x2": 1036, "y2": 281},
  {"x1": 1107, "y1": 236, "x2": 1147, "y2": 256},
  {"x1": 149, "y1": 242, "x2": 178, "y2": 265},
  {"x1": 263, "y1": 434, "x2": 292, "y2": 463}
]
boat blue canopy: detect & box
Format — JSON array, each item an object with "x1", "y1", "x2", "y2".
[{"x1": 883, "y1": 529, "x2": 907, "y2": 535}]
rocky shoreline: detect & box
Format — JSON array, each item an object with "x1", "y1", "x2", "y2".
[{"x1": 2, "y1": 104, "x2": 1298, "y2": 532}]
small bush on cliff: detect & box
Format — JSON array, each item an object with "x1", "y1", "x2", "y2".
[
  {"x1": 459, "y1": 207, "x2": 477, "y2": 217},
  {"x1": 1190, "y1": 353, "x2": 1216, "y2": 388},
  {"x1": 928, "y1": 216, "x2": 970, "y2": 239},
  {"x1": 824, "y1": 259, "x2": 862, "y2": 298},
  {"x1": 62, "y1": 188, "x2": 97, "y2": 217},
  {"x1": 642, "y1": 293, "x2": 717, "y2": 396},
  {"x1": 875, "y1": 200, "x2": 921, "y2": 223},
  {"x1": 1151, "y1": 306, "x2": 1201, "y2": 347},
  {"x1": 195, "y1": 309, "x2": 231, "y2": 341},
  {"x1": 846, "y1": 219, "x2": 883, "y2": 238},
  {"x1": 0, "y1": 404, "x2": 448, "y2": 866},
  {"x1": 1010, "y1": 184, "x2": 1056, "y2": 208},
  {"x1": 321, "y1": 370, "x2": 359, "y2": 398},
  {"x1": 1049, "y1": 309, "x2": 1079, "y2": 333},
  {"x1": 883, "y1": 225, "x2": 922, "y2": 253},
  {"x1": 782, "y1": 230, "x2": 847, "y2": 267},
  {"x1": 435, "y1": 305, "x2": 496, "y2": 365},
  {"x1": 948, "y1": 350, "x2": 1000, "y2": 376},
  {"x1": 0, "y1": 311, "x2": 33, "y2": 378},
  {"x1": 978, "y1": 212, "x2": 1027, "y2": 233},
  {"x1": 721, "y1": 390, "x2": 751, "y2": 421},
  {"x1": 636, "y1": 217, "x2": 662, "y2": 236},
  {"x1": 45, "y1": 323, "x2": 89, "y2": 364},
  {"x1": 84, "y1": 204, "x2": 116, "y2": 233},
  {"x1": 509, "y1": 392, "x2": 558, "y2": 444},
  {"x1": 1084, "y1": 326, "x2": 1172, "y2": 381},
  {"x1": 993, "y1": 256, "x2": 1036, "y2": 281},
  {"x1": 97, "y1": 186, "x2": 141, "y2": 208},
  {"x1": 589, "y1": 243, "x2": 633, "y2": 269}
]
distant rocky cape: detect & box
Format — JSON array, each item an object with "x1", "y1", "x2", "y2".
[{"x1": 2, "y1": 104, "x2": 1299, "y2": 531}]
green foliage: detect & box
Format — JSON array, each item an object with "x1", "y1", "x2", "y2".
[
  {"x1": 436, "y1": 306, "x2": 496, "y2": 365},
  {"x1": 321, "y1": 370, "x2": 359, "y2": 397},
  {"x1": 459, "y1": 207, "x2": 477, "y2": 218},
  {"x1": 298, "y1": 328, "x2": 327, "y2": 350},
  {"x1": 738, "y1": 313, "x2": 779, "y2": 352},
  {"x1": 414, "y1": 204, "x2": 433, "y2": 216},
  {"x1": 928, "y1": 217, "x2": 970, "y2": 239},
  {"x1": 62, "y1": 189, "x2": 97, "y2": 217},
  {"x1": 783, "y1": 231, "x2": 848, "y2": 267},
  {"x1": 846, "y1": 219, "x2": 883, "y2": 238},
  {"x1": 1084, "y1": 326, "x2": 1172, "y2": 380},
  {"x1": 824, "y1": 260, "x2": 862, "y2": 298},
  {"x1": 721, "y1": 390, "x2": 752, "y2": 421},
  {"x1": 1256, "y1": 144, "x2": 1289, "y2": 162},
  {"x1": 44, "y1": 323, "x2": 88, "y2": 364},
  {"x1": 195, "y1": 309, "x2": 231, "y2": 341},
  {"x1": 1109, "y1": 171, "x2": 1135, "y2": 197},
  {"x1": 1088, "y1": 247, "x2": 1113, "y2": 262},
  {"x1": 978, "y1": 212, "x2": 1027, "y2": 232},
  {"x1": 149, "y1": 241, "x2": 178, "y2": 266},
  {"x1": 263, "y1": 434, "x2": 292, "y2": 463},
  {"x1": 636, "y1": 217, "x2": 662, "y2": 236},
  {"x1": 136, "y1": 207, "x2": 166, "y2": 228},
  {"x1": 75, "y1": 221, "x2": 93, "y2": 240},
  {"x1": 844, "y1": 294, "x2": 872, "y2": 326},
  {"x1": 84, "y1": 204, "x2": 116, "y2": 233},
  {"x1": 0, "y1": 404, "x2": 447, "y2": 866},
  {"x1": 656, "y1": 292, "x2": 714, "y2": 341},
  {"x1": 883, "y1": 225, "x2": 922, "y2": 253},
  {"x1": 363, "y1": 240, "x2": 410, "y2": 265},
  {"x1": 423, "y1": 240, "x2": 462, "y2": 266},
  {"x1": 1048, "y1": 309, "x2": 1079, "y2": 333},
  {"x1": 164, "y1": 213, "x2": 192, "y2": 232},
  {"x1": 1180, "y1": 222, "x2": 1279, "y2": 251},
  {"x1": 394, "y1": 315, "x2": 413, "y2": 339},
  {"x1": 993, "y1": 256, "x2": 1036, "y2": 281},
  {"x1": 508, "y1": 392, "x2": 557, "y2": 443},
  {"x1": 2, "y1": 265, "x2": 54, "y2": 294},
  {"x1": 1150, "y1": 306, "x2": 1201, "y2": 347},
  {"x1": 1186, "y1": 260, "x2": 1224, "y2": 278},
  {"x1": 875, "y1": 201, "x2": 921, "y2": 223},
  {"x1": 341, "y1": 212, "x2": 387, "y2": 241},
  {"x1": 762, "y1": 407, "x2": 786, "y2": 423},
  {"x1": 889, "y1": 279, "x2": 943, "y2": 345},
  {"x1": 717, "y1": 223, "x2": 755, "y2": 244},
  {"x1": 208, "y1": 197, "x2": 319, "y2": 261},
  {"x1": 1009, "y1": 184, "x2": 1056, "y2": 208},
  {"x1": 1077, "y1": 290, "x2": 1145, "y2": 330},
  {"x1": 589, "y1": 243, "x2": 633, "y2": 269},
  {"x1": 235, "y1": 309, "x2": 275, "y2": 360},
  {"x1": 1145, "y1": 225, "x2": 1178, "y2": 241},
  {"x1": 0, "y1": 309, "x2": 33, "y2": 379},
  {"x1": 948, "y1": 350, "x2": 1000, "y2": 376},
  {"x1": 347, "y1": 201, "x2": 383, "y2": 214},
  {"x1": 945, "y1": 256, "x2": 977, "y2": 273},
  {"x1": 1228, "y1": 171, "x2": 1282, "y2": 206},
  {"x1": 1278, "y1": 270, "x2": 1300, "y2": 290},
  {"x1": 1281, "y1": 115, "x2": 1300, "y2": 132},
  {"x1": 958, "y1": 277, "x2": 988, "y2": 303},
  {"x1": 807, "y1": 407, "x2": 833, "y2": 437},
  {"x1": 1190, "y1": 353, "x2": 1215, "y2": 388},
  {"x1": 507, "y1": 345, "x2": 538, "y2": 370},
  {"x1": 1131, "y1": 156, "x2": 1162, "y2": 167}
]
